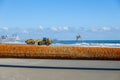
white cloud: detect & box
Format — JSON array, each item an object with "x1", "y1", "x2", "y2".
[
  {"x1": 50, "y1": 26, "x2": 69, "y2": 32},
  {"x1": 1, "y1": 27, "x2": 8, "y2": 31},
  {"x1": 114, "y1": 27, "x2": 120, "y2": 30},
  {"x1": 0, "y1": 26, "x2": 119, "y2": 40},
  {"x1": 63, "y1": 26, "x2": 69, "y2": 31},
  {"x1": 51, "y1": 27, "x2": 58, "y2": 31},
  {"x1": 58, "y1": 27, "x2": 62, "y2": 31},
  {"x1": 38, "y1": 26, "x2": 44, "y2": 30},
  {"x1": 100, "y1": 27, "x2": 111, "y2": 31},
  {"x1": 90, "y1": 27, "x2": 112, "y2": 32},
  {"x1": 22, "y1": 30, "x2": 29, "y2": 34}
]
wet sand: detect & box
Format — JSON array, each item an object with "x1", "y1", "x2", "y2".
[{"x1": 0, "y1": 59, "x2": 120, "y2": 80}]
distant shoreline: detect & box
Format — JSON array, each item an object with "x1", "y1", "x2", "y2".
[
  {"x1": 0, "y1": 44, "x2": 120, "y2": 60},
  {"x1": 1, "y1": 39, "x2": 120, "y2": 48}
]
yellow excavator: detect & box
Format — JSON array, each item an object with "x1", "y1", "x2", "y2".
[{"x1": 25, "y1": 38, "x2": 52, "y2": 46}]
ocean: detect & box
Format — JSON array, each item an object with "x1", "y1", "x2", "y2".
[{"x1": 52, "y1": 40, "x2": 120, "y2": 48}]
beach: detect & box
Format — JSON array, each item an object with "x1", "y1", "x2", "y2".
[
  {"x1": 0, "y1": 44, "x2": 120, "y2": 60},
  {"x1": 0, "y1": 44, "x2": 120, "y2": 80}
]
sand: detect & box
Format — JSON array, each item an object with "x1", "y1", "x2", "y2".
[
  {"x1": 0, "y1": 44, "x2": 120, "y2": 60},
  {"x1": 0, "y1": 44, "x2": 120, "y2": 80}
]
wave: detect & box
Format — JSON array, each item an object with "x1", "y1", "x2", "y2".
[
  {"x1": 52, "y1": 42, "x2": 120, "y2": 48},
  {"x1": 2, "y1": 41, "x2": 25, "y2": 44},
  {"x1": 51, "y1": 40, "x2": 120, "y2": 48}
]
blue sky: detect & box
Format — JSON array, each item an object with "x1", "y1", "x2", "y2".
[{"x1": 0, "y1": 0, "x2": 120, "y2": 40}]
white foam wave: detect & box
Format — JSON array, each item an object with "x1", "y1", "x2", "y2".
[
  {"x1": 2, "y1": 41, "x2": 25, "y2": 44},
  {"x1": 1, "y1": 41, "x2": 120, "y2": 48},
  {"x1": 52, "y1": 43, "x2": 120, "y2": 48}
]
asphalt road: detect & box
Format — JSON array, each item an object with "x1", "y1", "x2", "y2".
[{"x1": 0, "y1": 59, "x2": 120, "y2": 80}]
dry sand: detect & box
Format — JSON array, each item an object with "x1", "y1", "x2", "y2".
[
  {"x1": 0, "y1": 59, "x2": 120, "y2": 80},
  {"x1": 0, "y1": 44, "x2": 120, "y2": 60}
]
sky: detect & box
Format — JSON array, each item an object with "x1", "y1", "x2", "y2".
[{"x1": 0, "y1": 0, "x2": 120, "y2": 40}]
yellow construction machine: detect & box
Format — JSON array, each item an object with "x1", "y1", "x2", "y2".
[{"x1": 25, "y1": 38, "x2": 52, "y2": 46}]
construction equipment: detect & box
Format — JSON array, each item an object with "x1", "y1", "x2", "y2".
[
  {"x1": 25, "y1": 39, "x2": 35, "y2": 45},
  {"x1": 25, "y1": 38, "x2": 52, "y2": 46}
]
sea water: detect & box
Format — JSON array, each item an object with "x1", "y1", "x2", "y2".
[{"x1": 52, "y1": 40, "x2": 120, "y2": 48}]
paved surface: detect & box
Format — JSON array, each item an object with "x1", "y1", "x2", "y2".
[{"x1": 0, "y1": 59, "x2": 120, "y2": 80}]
